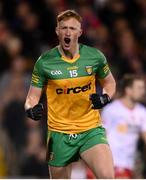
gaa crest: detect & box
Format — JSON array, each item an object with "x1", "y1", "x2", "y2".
[{"x1": 85, "y1": 66, "x2": 93, "y2": 75}]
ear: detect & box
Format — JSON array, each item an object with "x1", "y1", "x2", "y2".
[
  {"x1": 78, "y1": 29, "x2": 83, "y2": 37},
  {"x1": 56, "y1": 27, "x2": 59, "y2": 36}
]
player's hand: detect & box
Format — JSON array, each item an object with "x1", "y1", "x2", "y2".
[
  {"x1": 26, "y1": 103, "x2": 44, "y2": 121},
  {"x1": 90, "y1": 93, "x2": 111, "y2": 109}
]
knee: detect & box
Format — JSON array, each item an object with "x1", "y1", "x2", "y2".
[
  {"x1": 49, "y1": 166, "x2": 70, "y2": 179},
  {"x1": 97, "y1": 169, "x2": 115, "y2": 179},
  {"x1": 49, "y1": 166, "x2": 64, "y2": 175}
]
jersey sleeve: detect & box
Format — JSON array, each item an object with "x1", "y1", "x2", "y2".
[
  {"x1": 96, "y1": 50, "x2": 110, "y2": 78},
  {"x1": 31, "y1": 56, "x2": 47, "y2": 88}
]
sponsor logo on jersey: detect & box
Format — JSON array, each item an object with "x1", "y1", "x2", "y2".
[
  {"x1": 85, "y1": 66, "x2": 92, "y2": 75},
  {"x1": 67, "y1": 66, "x2": 78, "y2": 70},
  {"x1": 56, "y1": 82, "x2": 91, "y2": 94},
  {"x1": 51, "y1": 70, "x2": 62, "y2": 75}
]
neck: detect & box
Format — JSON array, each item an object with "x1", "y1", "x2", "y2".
[
  {"x1": 58, "y1": 44, "x2": 79, "y2": 59},
  {"x1": 120, "y1": 96, "x2": 136, "y2": 109}
]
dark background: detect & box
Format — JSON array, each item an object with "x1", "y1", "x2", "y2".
[{"x1": 0, "y1": 0, "x2": 146, "y2": 178}]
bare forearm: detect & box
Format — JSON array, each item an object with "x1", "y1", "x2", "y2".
[
  {"x1": 25, "y1": 86, "x2": 42, "y2": 110},
  {"x1": 141, "y1": 132, "x2": 146, "y2": 145},
  {"x1": 102, "y1": 80, "x2": 116, "y2": 98},
  {"x1": 99, "y1": 73, "x2": 116, "y2": 98},
  {"x1": 25, "y1": 96, "x2": 40, "y2": 110}
]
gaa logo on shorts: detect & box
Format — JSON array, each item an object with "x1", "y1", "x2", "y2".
[
  {"x1": 85, "y1": 66, "x2": 92, "y2": 75},
  {"x1": 51, "y1": 70, "x2": 62, "y2": 75}
]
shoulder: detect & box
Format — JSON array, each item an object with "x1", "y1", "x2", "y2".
[
  {"x1": 136, "y1": 103, "x2": 146, "y2": 114},
  {"x1": 135, "y1": 104, "x2": 146, "y2": 125},
  {"x1": 36, "y1": 47, "x2": 58, "y2": 65},
  {"x1": 81, "y1": 44, "x2": 106, "y2": 59},
  {"x1": 81, "y1": 44, "x2": 97, "y2": 52}
]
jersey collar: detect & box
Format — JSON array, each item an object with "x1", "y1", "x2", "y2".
[{"x1": 57, "y1": 44, "x2": 80, "y2": 63}]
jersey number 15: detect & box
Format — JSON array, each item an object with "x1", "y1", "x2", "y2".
[{"x1": 69, "y1": 70, "x2": 78, "y2": 77}]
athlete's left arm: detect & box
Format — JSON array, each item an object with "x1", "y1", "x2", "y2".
[
  {"x1": 98, "y1": 72, "x2": 116, "y2": 99},
  {"x1": 90, "y1": 72, "x2": 116, "y2": 109},
  {"x1": 141, "y1": 132, "x2": 146, "y2": 157},
  {"x1": 90, "y1": 50, "x2": 116, "y2": 109},
  {"x1": 139, "y1": 108, "x2": 146, "y2": 144},
  {"x1": 141, "y1": 131, "x2": 146, "y2": 144}
]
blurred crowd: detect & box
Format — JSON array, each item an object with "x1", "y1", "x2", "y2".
[{"x1": 0, "y1": 0, "x2": 146, "y2": 178}]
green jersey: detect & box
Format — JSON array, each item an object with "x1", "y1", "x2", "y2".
[{"x1": 31, "y1": 44, "x2": 110, "y2": 133}]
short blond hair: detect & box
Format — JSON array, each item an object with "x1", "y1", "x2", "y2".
[{"x1": 57, "y1": 9, "x2": 82, "y2": 24}]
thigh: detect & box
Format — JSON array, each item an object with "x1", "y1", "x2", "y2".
[
  {"x1": 49, "y1": 164, "x2": 72, "y2": 179},
  {"x1": 80, "y1": 144, "x2": 114, "y2": 179},
  {"x1": 47, "y1": 131, "x2": 79, "y2": 166}
]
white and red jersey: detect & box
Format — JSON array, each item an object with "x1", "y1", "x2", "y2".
[{"x1": 101, "y1": 99, "x2": 146, "y2": 170}]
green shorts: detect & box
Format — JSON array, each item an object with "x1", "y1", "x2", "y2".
[{"x1": 47, "y1": 126, "x2": 108, "y2": 167}]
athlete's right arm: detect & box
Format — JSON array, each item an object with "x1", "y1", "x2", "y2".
[
  {"x1": 25, "y1": 86, "x2": 43, "y2": 121},
  {"x1": 25, "y1": 53, "x2": 47, "y2": 120}
]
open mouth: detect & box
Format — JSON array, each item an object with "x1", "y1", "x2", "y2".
[{"x1": 64, "y1": 37, "x2": 71, "y2": 44}]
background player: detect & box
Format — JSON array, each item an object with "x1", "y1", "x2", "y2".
[{"x1": 102, "y1": 74, "x2": 146, "y2": 178}]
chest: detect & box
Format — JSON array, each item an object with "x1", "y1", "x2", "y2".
[
  {"x1": 43, "y1": 57, "x2": 99, "y2": 80},
  {"x1": 112, "y1": 110, "x2": 143, "y2": 133}
]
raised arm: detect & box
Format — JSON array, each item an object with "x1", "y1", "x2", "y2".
[
  {"x1": 25, "y1": 86, "x2": 43, "y2": 109},
  {"x1": 98, "y1": 72, "x2": 116, "y2": 99},
  {"x1": 90, "y1": 50, "x2": 116, "y2": 109},
  {"x1": 25, "y1": 52, "x2": 47, "y2": 120},
  {"x1": 25, "y1": 86, "x2": 44, "y2": 121}
]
